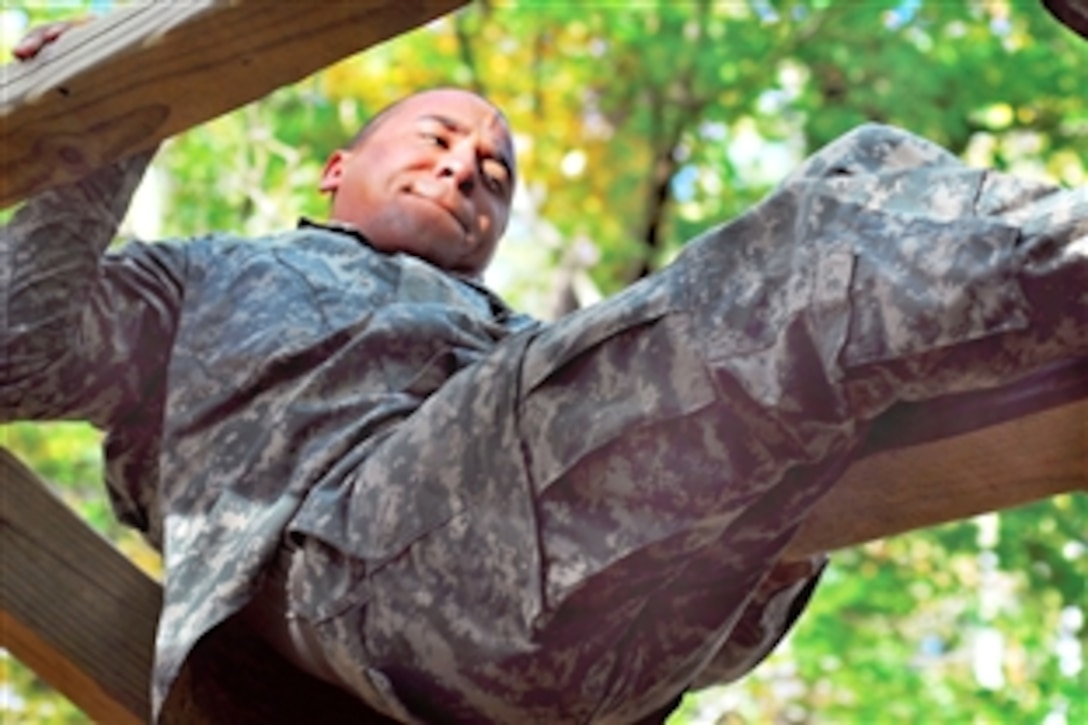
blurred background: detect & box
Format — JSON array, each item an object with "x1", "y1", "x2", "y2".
[{"x1": 1, "y1": 0, "x2": 1085, "y2": 722}]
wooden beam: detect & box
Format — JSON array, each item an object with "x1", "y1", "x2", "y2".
[
  {"x1": 0, "y1": 448, "x2": 159, "y2": 723},
  {"x1": 0, "y1": 447, "x2": 386, "y2": 723},
  {"x1": 786, "y1": 383, "x2": 1087, "y2": 559},
  {"x1": 0, "y1": 0, "x2": 467, "y2": 208},
  {"x1": 787, "y1": 398, "x2": 1086, "y2": 558}
]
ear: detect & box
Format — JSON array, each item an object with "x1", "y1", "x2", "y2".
[{"x1": 319, "y1": 150, "x2": 349, "y2": 194}]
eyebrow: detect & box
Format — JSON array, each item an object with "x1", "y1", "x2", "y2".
[{"x1": 417, "y1": 113, "x2": 516, "y2": 185}]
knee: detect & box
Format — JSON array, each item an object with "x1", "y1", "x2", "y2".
[
  {"x1": 782, "y1": 123, "x2": 957, "y2": 184},
  {"x1": 827, "y1": 122, "x2": 910, "y2": 160}
]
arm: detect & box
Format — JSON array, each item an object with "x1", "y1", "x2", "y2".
[{"x1": 0, "y1": 152, "x2": 187, "y2": 428}]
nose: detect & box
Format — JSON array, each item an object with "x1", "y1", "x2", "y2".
[{"x1": 437, "y1": 142, "x2": 477, "y2": 195}]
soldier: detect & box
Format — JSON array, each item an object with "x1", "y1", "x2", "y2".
[{"x1": 3, "y1": 10, "x2": 1086, "y2": 724}]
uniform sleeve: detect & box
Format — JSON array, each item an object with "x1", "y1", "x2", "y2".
[{"x1": 0, "y1": 152, "x2": 188, "y2": 429}]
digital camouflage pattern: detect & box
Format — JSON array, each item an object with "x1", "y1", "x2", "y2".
[{"x1": 1, "y1": 123, "x2": 1085, "y2": 723}]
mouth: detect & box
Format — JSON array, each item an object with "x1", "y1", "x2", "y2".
[{"x1": 407, "y1": 182, "x2": 471, "y2": 236}]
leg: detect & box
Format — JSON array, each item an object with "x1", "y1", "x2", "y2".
[{"x1": 288, "y1": 125, "x2": 1087, "y2": 723}]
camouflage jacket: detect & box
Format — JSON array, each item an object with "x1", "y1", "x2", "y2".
[
  {"x1": 0, "y1": 156, "x2": 820, "y2": 718},
  {"x1": 0, "y1": 153, "x2": 543, "y2": 711}
]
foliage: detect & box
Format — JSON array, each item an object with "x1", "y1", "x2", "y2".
[{"x1": 1, "y1": 0, "x2": 1085, "y2": 722}]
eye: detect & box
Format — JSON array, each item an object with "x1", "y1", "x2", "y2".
[
  {"x1": 421, "y1": 131, "x2": 450, "y2": 149},
  {"x1": 481, "y1": 159, "x2": 510, "y2": 195}
]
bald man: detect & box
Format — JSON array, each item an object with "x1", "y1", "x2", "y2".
[
  {"x1": 3, "y1": 35, "x2": 1087, "y2": 722},
  {"x1": 319, "y1": 88, "x2": 517, "y2": 278}
]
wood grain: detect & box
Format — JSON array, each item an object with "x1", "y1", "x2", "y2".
[
  {"x1": 0, "y1": 448, "x2": 159, "y2": 722},
  {"x1": 0, "y1": 0, "x2": 467, "y2": 208},
  {"x1": 785, "y1": 398, "x2": 1086, "y2": 560},
  {"x1": 0, "y1": 446, "x2": 388, "y2": 722}
]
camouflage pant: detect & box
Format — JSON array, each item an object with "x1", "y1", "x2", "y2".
[{"x1": 282, "y1": 125, "x2": 1088, "y2": 723}]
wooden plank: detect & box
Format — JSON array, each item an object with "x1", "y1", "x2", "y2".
[
  {"x1": 785, "y1": 397, "x2": 1086, "y2": 560},
  {"x1": 0, "y1": 0, "x2": 467, "y2": 208},
  {"x1": 0, "y1": 447, "x2": 387, "y2": 723},
  {"x1": 0, "y1": 448, "x2": 159, "y2": 723},
  {"x1": 0, "y1": 612, "x2": 142, "y2": 725}
]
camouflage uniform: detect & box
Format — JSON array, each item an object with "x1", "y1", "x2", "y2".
[{"x1": 1, "y1": 124, "x2": 1085, "y2": 723}]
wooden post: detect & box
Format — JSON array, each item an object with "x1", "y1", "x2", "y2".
[
  {"x1": 0, "y1": 449, "x2": 158, "y2": 723},
  {"x1": 0, "y1": 448, "x2": 389, "y2": 723},
  {"x1": 0, "y1": 0, "x2": 467, "y2": 208}
]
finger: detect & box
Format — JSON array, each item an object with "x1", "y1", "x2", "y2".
[
  {"x1": 12, "y1": 21, "x2": 75, "y2": 61},
  {"x1": 13, "y1": 26, "x2": 57, "y2": 60},
  {"x1": 43, "y1": 24, "x2": 68, "y2": 41},
  {"x1": 12, "y1": 31, "x2": 45, "y2": 60}
]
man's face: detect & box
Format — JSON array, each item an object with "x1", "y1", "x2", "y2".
[{"x1": 319, "y1": 89, "x2": 517, "y2": 278}]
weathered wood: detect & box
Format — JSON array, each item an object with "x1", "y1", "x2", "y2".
[
  {"x1": 785, "y1": 397, "x2": 1086, "y2": 559},
  {"x1": 0, "y1": 447, "x2": 387, "y2": 723},
  {"x1": 0, "y1": 612, "x2": 141, "y2": 725},
  {"x1": 0, "y1": 0, "x2": 467, "y2": 208},
  {"x1": 0, "y1": 448, "x2": 158, "y2": 723},
  {"x1": 786, "y1": 358, "x2": 1087, "y2": 559}
]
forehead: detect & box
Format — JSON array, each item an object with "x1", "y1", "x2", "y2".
[{"x1": 385, "y1": 91, "x2": 513, "y2": 151}]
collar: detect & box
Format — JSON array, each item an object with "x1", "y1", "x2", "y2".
[
  {"x1": 295, "y1": 217, "x2": 493, "y2": 290},
  {"x1": 297, "y1": 217, "x2": 372, "y2": 245}
]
